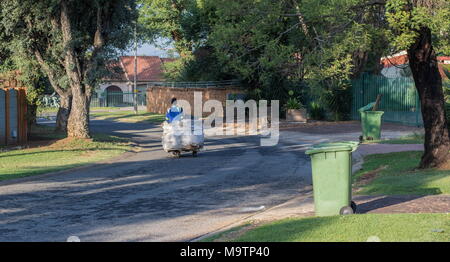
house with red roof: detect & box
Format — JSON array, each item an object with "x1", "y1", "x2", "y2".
[
  {"x1": 99, "y1": 56, "x2": 176, "y2": 94},
  {"x1": 380, "y1": 51, "x2": 449, "y2": 80}
]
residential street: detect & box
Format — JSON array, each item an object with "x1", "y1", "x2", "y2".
[{"x1": 0, "y1": 119, "x2": 419, "y2": 241}]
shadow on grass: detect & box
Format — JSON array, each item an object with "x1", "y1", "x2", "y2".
[{"x1": 91, "y1": 112, "x2": 165, "y2": 124}]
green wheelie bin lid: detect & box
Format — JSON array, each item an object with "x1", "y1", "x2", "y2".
[
  {"x1": 305, "y1": 143, "x2": 353, "y2": 155},
  {"x1": 363, "y1": 111, "x2": 384, "y2": 115},
  {"x1": 305, "y1": 141, "x2": 359, "y2": 155},
  {"x1": 331, "y1": 141, "x2": 359, "y2": 152}
]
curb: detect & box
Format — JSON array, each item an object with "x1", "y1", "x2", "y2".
[
  {"x1": 190, "y1": 191, "x2": 314, "y2": 242},
  {"x1": 352, "y1": 150, "x2": 365, "y2": 174}
]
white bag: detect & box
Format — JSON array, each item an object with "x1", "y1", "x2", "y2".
[
  {"x1": 162, "y1": 121, "x2": 182, "y2": 151},
  {"x1": 162, "y1": 119, "x2": 204, "y2": 151},
  {"x1": 180, "y1": 119, "x2": 204, "y2": 147}
]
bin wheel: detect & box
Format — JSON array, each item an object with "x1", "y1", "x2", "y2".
[
  {"x1": 171, "y1": 151, "x2": 181, "y2": 158},
  {"x1": 339, "y1": 206, "x2": 354, "y2": 215},
  {"x1": 192, "y1": 151, "x2": 198, "y2": 157},
  {"x1": 351, "y1": 201, "x2": 357, "y2": 213}
]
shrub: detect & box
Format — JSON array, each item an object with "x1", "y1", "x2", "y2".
[{"x1": 309, "y1": 101, "x2": 326, "y2": 120}]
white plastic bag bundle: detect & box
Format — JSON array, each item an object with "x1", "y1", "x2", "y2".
[
  {"x1": 162, "y1": 121, "x2": 182, "y2": 151},
  {"x1": 181, "y1": 119, "x2": 204, "y2": 147},
  {"x1": 162, "y1": 119, "x2": 204, "y2": 151}
]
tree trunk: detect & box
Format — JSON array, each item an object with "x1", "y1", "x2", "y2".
[
  {"x1": 407, "y1": 27, "x2": 450, "y2": 168},
  {"x1": 55, "y1": 93, "x2": 72, "y2": 133},
  {"x1": 67, "y1": 85, "x2": 90, "y2": 139}
]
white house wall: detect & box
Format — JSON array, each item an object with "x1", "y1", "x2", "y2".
[{"x1": 98, "y1": 82, "x2": 132, "y2": 93}]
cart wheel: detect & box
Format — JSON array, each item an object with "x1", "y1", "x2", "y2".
[
  {"x1": 192, "y1": 151, "x2": 198, "y2": 157},
  {"x1": 172, "y1": 151, "x2": 181, "y2": 158},
  {"x1": 340, "y1": 206, "x2": 354, "y2": 215},
  {"x1": 351, "y1": 201, "x2": 357, "y2": 213}
]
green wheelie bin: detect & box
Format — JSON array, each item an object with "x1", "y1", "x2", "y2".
[
  {"x1": 359, "y1": 103, "x2": 384, "y2": 141},
  {"x1": 305, "y1": 141, "x2": 359, "y2": 216}
]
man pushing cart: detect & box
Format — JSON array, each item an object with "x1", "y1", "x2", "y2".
[{"x1": 162, "y1": 98, "x2": 204, "y2": 158}]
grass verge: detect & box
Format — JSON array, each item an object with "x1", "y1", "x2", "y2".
[
  {"x1": 90, "y1": 110, "x2": 165, "y2": 123},
  {"x1": 0, "y1": 125, "x2": 132, "y2": 181},
  {"x1": 363, "y1": 132, "x2": 424, "y2": 145},
  {"x1": 353, "y1": 151, "x2": 450, "y2": 195},
  {"x1": 209, "y1": 214, "x2": 450, "y2": 242}
]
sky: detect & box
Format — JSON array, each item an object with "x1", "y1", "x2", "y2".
[
  {"x1": 125, "y1": 43, "x2": 171, "y2": 57},
  {"x1": 124, "y1": 38, "x2": 176, "y2": 57}
]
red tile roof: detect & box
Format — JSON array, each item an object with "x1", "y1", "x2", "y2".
[
  {"x1": 437, "y1": 56, "x2": 450, "y2": 62},
  {"x1": 106, "y1": 56, "x2": 176, "y2": 82},
  {"x1": 381, "y1": 54, "x2": 409, "y2": 68},
  {"x1": 380, "y1": 54, "x2": 449, "y2": 80},
  {"x1": 381, "y1": 55, "x2": 450, "y2": 68}
]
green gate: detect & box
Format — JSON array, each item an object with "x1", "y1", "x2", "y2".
[
  {"x1": 351, "y1": 74, "x2": 423, "y2": 127},
  {"x1": 90, "y1": 91, "x2": 147, "y2": 108}
]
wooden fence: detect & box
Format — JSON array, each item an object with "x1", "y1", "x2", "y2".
[{"x1": 0, "y1": 72, "x2": 28, "y2": 145}]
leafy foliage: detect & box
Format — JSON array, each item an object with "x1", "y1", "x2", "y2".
[
  {"x1": 386, "y1": 0, "x2": 450, "y2": 54},
  {"x1": 308, "y1": 101, "x2": 326, "y2": 121}
]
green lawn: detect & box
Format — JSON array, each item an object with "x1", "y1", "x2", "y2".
[
  {"x1": 0, "y1": 125, "x2": 132, "y2": 181},
  {"x1": 37, "y1": 107, "x2": 136, "y2": 117},
  {"x1": 354, "y1": 151, "x2": 450, "y2": 195},
  {"x1": 90, "y1": 110, "x2": 165, "y2": 123},
  {"x1": 212, "y1": 214, "x2": 449, "y2": 242}
]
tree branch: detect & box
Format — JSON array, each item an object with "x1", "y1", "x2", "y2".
[
  {"x1": 33, "y1": 48, "x2": 68, "y2": 96},
  {"x1": 60, "y1": 0, "x2": 83, "y2": 89}
]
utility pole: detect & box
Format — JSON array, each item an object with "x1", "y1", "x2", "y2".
[{"x1": 133, "y1": 19, "x2": 138, "y2": 115}]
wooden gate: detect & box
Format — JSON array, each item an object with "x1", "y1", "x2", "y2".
[{"x1": 0, "y1": 88, "x2": 27, "y2": 145}]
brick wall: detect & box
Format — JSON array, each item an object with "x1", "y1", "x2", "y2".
[{"x1": 146, "y1": 86, "x2": 244, "y2": 117}]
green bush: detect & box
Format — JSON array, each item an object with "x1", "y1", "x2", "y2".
[
  {"x1": 284, "y1": 90, "x2": 304, "y2": 110},
  {"x1": 309, "y1": 101, "x2": 326, "y2": 120},
  {"x1": 324, "y1": 81, "x2": 352, "y2": 121}
]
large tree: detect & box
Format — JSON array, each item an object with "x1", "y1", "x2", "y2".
[
  {"x1": 0, "y1": 0, "x2": 137, "y2": 138},
  {"x1": 386, "y1": 0, "x2": 450, "y2": 168}
]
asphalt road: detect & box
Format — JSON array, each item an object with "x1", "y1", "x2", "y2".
[{"x1": 0, "y1": 119, "x2": 313, "y2": 241}]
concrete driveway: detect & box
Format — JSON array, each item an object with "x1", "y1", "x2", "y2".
[{"x1": 0, "y1": 118, "x2": 418, "y2": 241}]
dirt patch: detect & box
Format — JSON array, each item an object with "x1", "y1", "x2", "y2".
[
  {"x1": 47, "y1": 137, "x2": 93, "y2": 150},
  {"x1": 47, "y1": 137, "x2": 77, "y2": 148},
  {"x1": 212, "y1": 223, "x2": 259, "y2": 242},
  {"x1": 437, "y1": 158, "x2": 450, "y2": 171}
]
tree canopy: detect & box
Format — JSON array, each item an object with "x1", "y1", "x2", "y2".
[{"x1": 0, "y1": 0, "x2": 138, "y2": 136}]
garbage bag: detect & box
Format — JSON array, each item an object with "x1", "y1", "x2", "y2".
[
  {"x1": 180, "y1": 119, "x2": 204, "y2": 147},
  {"x1": 162, "y1": 121, "x2": 182, "y2": 151}
]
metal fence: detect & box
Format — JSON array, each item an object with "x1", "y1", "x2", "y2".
[
  {"x1": 90, "y1": 92, "x2": 147, "y2": 108},
  {"x1": 351, "y1": 74, "x2": 423, "y2": 126},
  {"x1": 146, "y1": 80, "x2": 241, "y2": 88}
]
